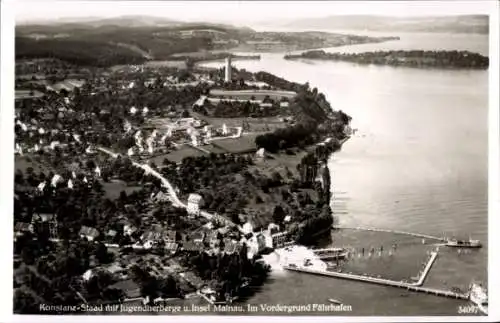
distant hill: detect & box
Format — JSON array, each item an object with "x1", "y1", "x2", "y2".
[
  {"x1": 17, "y1": 15, "x2": 254, "y2": 33},
  {"x1": 17, "y1": 15, "x2": 181, "y2": 27},
  {"x1": 274, "y1": 15, "x2": 489, "y2": 34},
  {"x1": 14, "y1": 15, "x2": 401, "y2": 67}
]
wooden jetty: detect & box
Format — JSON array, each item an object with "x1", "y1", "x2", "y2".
[
  {"x1": 332, "y1": 225, "x2": 444, "y2": 241},
  {"x1": 284, "y1": 250, "x2": 468, "y2": 300}
]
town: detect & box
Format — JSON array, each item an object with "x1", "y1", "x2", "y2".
[{"x1": 13, "y1": 54, "x2": 352, "y2": 313}]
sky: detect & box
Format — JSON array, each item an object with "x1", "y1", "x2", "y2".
[{"x1": 12, "y1": 0, "x2": 494, "y2": 26}]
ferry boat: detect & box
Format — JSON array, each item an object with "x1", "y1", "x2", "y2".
[
  {"x1": 469, "y1": 282, "x2": 488, "y2": 315},
  {"x1": 445, "y1": 238, "x2": 482, "y2": 248}
]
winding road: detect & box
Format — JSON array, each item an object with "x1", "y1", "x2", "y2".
[{"x1": 97, "y1": 147, "x2": 236, "y2": 227}]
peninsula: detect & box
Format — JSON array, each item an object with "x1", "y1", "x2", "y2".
[
  {"x1": 284, "y1": 50, "x2": 489, "y2": 69},
  {"x1": 13, "y1": 50, "x2": 351, "y2": 312}
]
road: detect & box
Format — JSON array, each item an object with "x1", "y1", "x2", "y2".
[{"x1": 97, "y1": 147, "x2": 237, "y2": 228}]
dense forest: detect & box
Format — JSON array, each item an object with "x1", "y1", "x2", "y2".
[
  {"x1": 284, "y1": 50, "x2": 489, "y2": 69},
  {"x1": 16, "y1": 37, "x2": 149, "y2": 67}
]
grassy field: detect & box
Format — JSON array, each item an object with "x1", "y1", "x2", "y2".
[
  {"x1": 209, "y1": 89, "x2": 297, "y2": 101},
  {"x1": 102, "y1": 180, "x2": 143, "y2": 200},
  {"x1": 210, "y1": 134, "x2": 259, "y2": 154},
  {"x1": 159, "y1": 145, "x2": 207, "y2": 163},
  {"x1": 191, "y1": 112, "x2": 289, "y2": 133},
  {"x1": 201, "y1": 144, "x2": 227, "y2": 154},
  {"x1": 249, "y1": 149, "x2": 309, "y2": 179}
]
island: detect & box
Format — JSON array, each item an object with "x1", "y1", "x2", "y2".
[
  {"x1": 13, "y1": 52, "x2": 351, "y2": 313},
  {"x1": 284, "y1": 50, "x2": 489, "y2": 69}
]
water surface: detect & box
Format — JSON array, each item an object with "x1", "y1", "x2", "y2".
[{"x1": 201, "y1": 32, "x2": 488, "y2": 315}]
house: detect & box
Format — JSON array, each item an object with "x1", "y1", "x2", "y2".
[
  {"x1": 256, "y1": 233, "x2": 267, "y2": 252},
  {"x1": 182, "y1": 241, "x2": 204, "y2": 253},
  {"x1": 186, "y1": 193, "x2": 204, "y2": 216},
  {"x1": 262, "y1": 231, "x2": 274, "y2": 249},
  {"x1": 152, "y1": 191, "x2": 171, "y2": 203},
  {"x1": 223, "y1": 238, "x2": 241, "y2": 255},
  {"x1": 192, "y1": 96, "x2": 208, "y2": 108},
  {"x1": 241, "y1": 222, "x2": 253, "y2": 235},
  {"x1": 123, "y1": 223, "x2": 138, "y2": 236},
  {"x1": 271, "y1": 231, "x2": 289, "y2": 249},
  {"x1": 268, "y1": 223, "x2": 280, "y2": 234},
  {"x1": 141, "y1": 230, "x2": 163, "y2": 243},
  {"x1": 31, "y1": 213, "x2": 55, "y2": 223},
  {"x1": 106, "y1": 229, "x2": 118, "y2": 240},
  {"x1": 82, "y1": 269, "x2": 94, "y2": 281},
  {"x1": 191, "y1": 231, "x2": 205, "y2": 243},
  {"x1": 259, "y1": 102, "x2": 273, "y2": 109},
  {"x1": 15, "y1": 222, "x2": 33, "y2": 236},
  {"x1": 255, "y1": 148, "x2": 266, "y2": 159},
  {"x1": 31, "y1": 213, "x2": 58, "y2": 238},
  {"x1": 204, "y1": 231, "x2": 220, "y2": 248},
  {"x1": 164, "y1": 242, "x2": 179, "y2": 253},
  {"x1": 217, "y1": 226, "x2": 230, "y2": 236},
  {"x1": 79, "y1": 226, "x2": 100, "y2": 241},
  {"x1": 163, "y1": 230, "x2": 177, "y2": 243}
]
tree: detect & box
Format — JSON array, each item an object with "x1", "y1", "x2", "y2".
[
  {"x1": 15, "y1": 169, "x2": 25, "y2": 185},
  {"x1": 13, "y1": 289, "x2": 40, "y2": 314},
  {"x1": 272, "y1": 205, "x2": 286, "y2": 224},
  {"x1": 94, "y1": 242, "x2": 114, "y2": 264}
]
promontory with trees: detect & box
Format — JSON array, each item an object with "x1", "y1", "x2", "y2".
[{"x1": 284, "y1": 50, "x2": 489, "y2": 69}]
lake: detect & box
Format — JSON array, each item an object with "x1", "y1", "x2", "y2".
[{"x1": 200, "y1": 31, "x2": 489, "y2": 315}]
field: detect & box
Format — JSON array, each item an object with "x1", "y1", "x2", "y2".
[
  {"x1": 249, "y1": 149, "x2": 308, "y2": 177},
  {"x1": 190, "y1": 111, "x2": 289, "y2": 132},
  {"x1": 200, "y1": 144, "x2": 227, "y2": 154},
  {"x1": 102, "y1": 180, "x2": 143, "y2": 200},
  {"x1": 210, "y1": 134, "x2": 259, "y2": 154},
  {"x1": 209, "y1": 89, "x2": 297, "y2": 101},
  {"x1": 159, "y1": 145, "x2": 207, "y2": 163}
]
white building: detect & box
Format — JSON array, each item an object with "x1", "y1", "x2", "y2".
[
  {"x1": 256, "y1": 148, "x2": 265, "y2": 159},
  {"x1": 241, "y1": 222, "x2": 253, "y2": 235},
  {"x1": 187, "y1": 193, "x2": 204, "y2": 216},
  {"x1": 51, "y1": 174, "x2": 63, "y2": 187}
]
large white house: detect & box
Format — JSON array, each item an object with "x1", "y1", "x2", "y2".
[{"x1": 187, "y1": 193, "x2": 204, "y2": 216}]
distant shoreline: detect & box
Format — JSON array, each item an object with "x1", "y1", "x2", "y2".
[{"x1": 284, "y1": 50, "x2": 489, "y2": 70}]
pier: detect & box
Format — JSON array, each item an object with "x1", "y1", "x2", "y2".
[
  {"x1": 284, "y1": 250, "x2": 468, "y2": 300},
  {"x1": 332, "y1": 225, "x2": 444, "y2": 241}
]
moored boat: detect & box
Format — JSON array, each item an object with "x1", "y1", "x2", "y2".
[{"x1": 445, "y1": 238, "x2": 482, "y2": 248}]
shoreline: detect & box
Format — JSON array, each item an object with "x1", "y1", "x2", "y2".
[{"x1": 284, "y1": 50, "x2": 489, "y2": 70}]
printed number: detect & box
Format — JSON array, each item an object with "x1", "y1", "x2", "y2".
[{"x1": 457, "y1": 305, "x2": 478, "y2": 314}]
